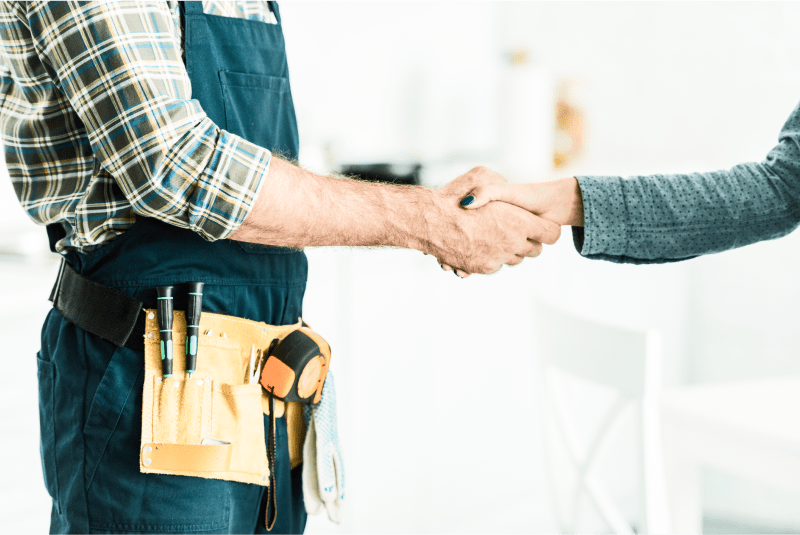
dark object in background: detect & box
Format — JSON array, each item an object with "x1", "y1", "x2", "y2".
[{"x1": 340, "y1": 163, "x2": 422, "y2": 186}]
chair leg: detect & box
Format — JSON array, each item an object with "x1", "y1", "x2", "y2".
[
  {"x1": 662, "y1": 422, "x2": 702, "y2": 533},
  {"x1": 641, "y1": 398, "x2": 671, "y2": 534}
]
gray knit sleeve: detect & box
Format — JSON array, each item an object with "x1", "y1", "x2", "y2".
[{"x1": 572, "y1": 100, "x2": 800, "y2": 264}]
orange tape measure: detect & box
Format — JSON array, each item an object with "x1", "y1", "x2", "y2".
[{"x1": 260, "y1": 327, "x2": 331, "y2": 404}]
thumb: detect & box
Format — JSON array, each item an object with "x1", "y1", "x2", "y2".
[{"x1": 460, "y1": 183, "x2": 535, "y2": 211}]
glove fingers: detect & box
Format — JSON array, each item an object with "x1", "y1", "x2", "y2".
[
  {"x1": 322, "y1": 448, "x2": 342, "y2": 524},
  {"x1": 305, "y1": 371, "x2": 345, "y2": 521},
  {"x1": 333, "y1": 450, "x2": 344, "y2": 502},
  {"x1": 324, "y1": 499, "x2": 341, "y2": 524},
  {"x1": 302, "y1": 466, "x2": 323, "y2": 515},
  {"x1": 302, "y1": 416, "x2": 323, "y2": 515},
  {"x1": 317, "y1": 450, "x2": 340, "y2": 496},
  {"x1": 318, "y1": 448, "x2": 344, "y2": 523},
  {"x1": 317, "y1": 445, "x2": 335, "y2": 500}
]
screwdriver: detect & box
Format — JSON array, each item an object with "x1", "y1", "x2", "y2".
[
  {"x1": 156, "y1": 285, "x2": 174, "y2": 378},
  {"x1": 185, "y1": 281, "x2": 204, "y2": 378}
]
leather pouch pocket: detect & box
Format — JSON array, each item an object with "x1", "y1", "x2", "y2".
[
  {"x1": 151, "y1": 375, "x2": 211, "y2": 446},
  {"x1": 140, "y1": 310, "x2": 299, "y2": 486},
  {"x1": 212, "y1": 383, "x2": 269, "y2": 477}
]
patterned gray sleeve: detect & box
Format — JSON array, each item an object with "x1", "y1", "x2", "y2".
[{"x1": 572, "y1": 100, "x2": 800, "y2": 264}]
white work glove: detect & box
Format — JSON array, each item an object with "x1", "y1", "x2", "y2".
[{"x1": 302, "y1": 371, "x2": 345, "y2": 523}]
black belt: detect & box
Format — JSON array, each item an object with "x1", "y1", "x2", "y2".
[{"x1": 49, "y1": 259, "x2": 146, "y2": 352}]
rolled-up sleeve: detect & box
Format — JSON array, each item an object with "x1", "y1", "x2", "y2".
[
  {"x1": 572, "y1": 99, "x2": 800, "y2": 264},
  {"x1": 23, "y1": 1, "x2": 269, "y2": 241}
]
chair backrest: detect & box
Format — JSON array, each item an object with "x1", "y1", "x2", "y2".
[
  {"x1": 533, "y1": 299, "x2": 668, "y2": 535},
  {"x1": 535, "y1": 299, "x2": 661, "y2": 397}
]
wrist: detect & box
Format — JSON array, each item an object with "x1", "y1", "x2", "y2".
[
  {"x1": 384, "y1": 186, "x2": 441, "y2": 253},
  {"x1": 545, "y1": 177, "x2": 584, "y2": 226},
  {"x1": 564, "y1": 177, "x2": 584, "y2": 226}
]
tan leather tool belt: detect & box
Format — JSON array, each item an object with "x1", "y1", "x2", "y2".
[{"x1": 140, "y1": 310, "x2": 305, "y2": 486}]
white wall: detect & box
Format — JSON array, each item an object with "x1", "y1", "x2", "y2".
[{"x1": 282, "y1": 1, "x2": 501, "y2": 168}]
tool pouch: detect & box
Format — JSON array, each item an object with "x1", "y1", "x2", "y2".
[{"x1": 140, "y1": 310, "x2": 306, "y2": 486}]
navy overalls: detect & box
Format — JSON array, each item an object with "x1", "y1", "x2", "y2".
[{"x1": 37, "y1": 2, "x2": 308, "y2": 533}]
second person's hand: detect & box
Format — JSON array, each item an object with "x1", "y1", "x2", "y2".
[{"x1": 460, "y1": 177, "x2": 584, "y2": 226}]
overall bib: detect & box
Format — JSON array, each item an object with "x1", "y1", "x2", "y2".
[{"x1": 37, "y1": 2, "x2": 308, "y2": 533}]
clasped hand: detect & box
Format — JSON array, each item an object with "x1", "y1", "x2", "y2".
[{"x1": 429, "y1": 167, "x2": 583, "y2": 278}]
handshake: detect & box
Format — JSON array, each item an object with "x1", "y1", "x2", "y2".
[{"x1": 425, "y1": 166, "x2": 585, "y2": 278}]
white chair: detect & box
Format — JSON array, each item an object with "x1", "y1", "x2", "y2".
[{"x1": 533, "y1": 299, "x2": 670, "y2": 534}]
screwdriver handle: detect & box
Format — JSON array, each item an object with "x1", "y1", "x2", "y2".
[
  {"x1": 156, "y1": 286, "x2": 174, "y2": 378},
  {"x1": 185, "y1": 282, "x2": 204, "y2": 375}
]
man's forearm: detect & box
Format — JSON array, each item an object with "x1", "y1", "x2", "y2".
[
  {"x1": 231, "y1": 157, "x2": 435, "y2": 251},
  {"x1": 231, "y1": 160, "x2": 560, "y2": 275}
]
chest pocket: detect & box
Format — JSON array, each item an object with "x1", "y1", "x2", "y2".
[{"x1": 219, "y1": 70, "x2": 297, "y2": 158}]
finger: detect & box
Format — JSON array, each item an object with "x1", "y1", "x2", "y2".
[
  {"x1": 441, "y1": 263, "x2": 454, "y2": 271},
  {"x1": 472, "y1": 263, "x2": 504, "y2": 275},
  {"x1": 506, "y1": 255, "x2": 525, "y2": 267},
  {"x1": 460, "y1": 183, "x2": 535, "y2": 211},
  {"x1": 519, "y1": 240, "x2": 544, "y2": 258},
  {"x1": 523, "y1": 213, "x2": 562, "y2": 245},
  {"x1": 455, "y1": 269, "x2": 471, "y2": 279}
]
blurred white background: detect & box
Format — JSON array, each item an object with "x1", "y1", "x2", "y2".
[{"x1": 3, "y1": 1, "x2": 800, "y2": 533}]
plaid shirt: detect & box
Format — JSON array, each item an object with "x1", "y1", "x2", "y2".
[{"x1": 0, "y1": 1, "x2": 277, "y2": 253}]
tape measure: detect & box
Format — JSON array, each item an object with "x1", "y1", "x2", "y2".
[{"x1": 260, "y1": 327, "x2": 331, "y2": 404}]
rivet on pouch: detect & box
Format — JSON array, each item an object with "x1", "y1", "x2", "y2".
[
  {"x1": 156, "y1": 377, "x2": 162, "y2": 383},
  {"x1": 205, "y1": 329, "x2": 213, "y2": 336},
  {"x1": 262, "y1": 327, "x2": 267, "y2": 334},
  {"x1": 197, "y1": 380, "x2": 203, "y2": 386},
  {"x1": 174, "y1": 382, "x2": 180, "y2": 389},
  {"x1": 205, "y1": 376, "x2": 211, "y2": 382},
  {"x1": 147, "y1": 332, "x2": 153, "y2": 339},
  {"x1": 148, "y1": 312, "x2": 154, "y2": 320},
  {"x1": 221, "y1": 332, "x2": 227, "y2": 338},
  {"x1": 144, "y1": 446, "x2": 152, "y2": 454},
  {"x1": 262, "y1": 476, "x2": 266, "y2": 482},
  {"x1": 144, "y1": 458, "x2": 151, "y2": 466}
]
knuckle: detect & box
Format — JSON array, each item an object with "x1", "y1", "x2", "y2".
[
  {"x1": 471, "y1": 165, "x2": 488, "y2": 175},
  {"x1": 546, "y1": 224, "x2": 562, "y2": 245}
]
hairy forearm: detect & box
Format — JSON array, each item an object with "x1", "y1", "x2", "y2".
[{"x1": 230, "y1": 157, "x2": 436, "y2": 250}]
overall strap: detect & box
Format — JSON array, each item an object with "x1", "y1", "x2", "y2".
[
  {"x1": 183, "y1": 1, "x2": 278, "y2": 23},
  {"x1": 268, "y1": 1, "x2": 282, "y2": 25},
  {"x1": 183, "y1": 1, "x2": 204, "y2": 15},
  {"x1": 178, "y1": 2, "x2": 203, "y2": 73}
]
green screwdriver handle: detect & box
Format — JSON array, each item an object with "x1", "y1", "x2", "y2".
[{"x1": 185, "y1": 281, "x2": 204, "y2": 375}]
